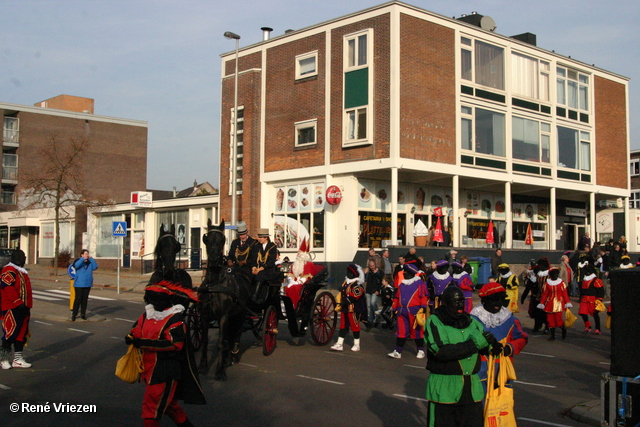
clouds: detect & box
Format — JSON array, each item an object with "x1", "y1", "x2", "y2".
[{"x1": 2, "y1": 0, "x2": 639, "y2": 190}]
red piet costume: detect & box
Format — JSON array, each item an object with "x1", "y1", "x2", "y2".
[
  {"x1": 128, "y1": 281, "x2": 204, "y2": 427},
  {"x1": 579, "y1": 274, "x2": 604, "y2": 316},
  {"x1": 539, "y1": 277, "x2": 570, "y2": 328},
  {"x1": 1, "y1": 264, "x2": 33, "y2": 344}
]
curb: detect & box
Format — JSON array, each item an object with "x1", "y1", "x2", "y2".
[{"x1": 566, "y1": 400, "x2": 600, "y2": 427}]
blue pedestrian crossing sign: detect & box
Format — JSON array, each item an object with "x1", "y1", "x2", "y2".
[{"x1": 112, "y1": 221, "x2": 127, "y2": 237}]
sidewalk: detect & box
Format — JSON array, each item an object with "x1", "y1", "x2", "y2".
[{"x1": 25, "y1": 263, "x2": 203, "y2": 323}]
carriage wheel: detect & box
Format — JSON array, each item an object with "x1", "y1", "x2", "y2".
[
  {"x1": 311, "y1": 291, "x2": 337, "y2": 346},
  {"x1": 262, "y1": 306, "x2": 278, "y2": 356},
  {"x1": 186, "y1": 305, "x2": 204, "y2": 352}
]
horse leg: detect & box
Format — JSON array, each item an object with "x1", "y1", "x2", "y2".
[
  {"x1": 214, "y1": 313, "x2": 229, "y2": 381},
  {"x1": 229, "y1": 313, "x2": 244, "y2": 365},
  {"x1": 198, "y1": 309, "x2": 210, "y2": 374}
]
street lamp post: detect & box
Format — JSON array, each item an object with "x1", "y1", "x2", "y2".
[{"x1": 224, "y1": 31, "x2": 241, "y2": 230}]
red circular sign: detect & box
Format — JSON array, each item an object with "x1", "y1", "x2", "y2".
[{"x1": 325, "y1": 185, "x2": 342, "y2": 205}]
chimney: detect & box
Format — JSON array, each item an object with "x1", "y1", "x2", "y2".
[{"x1": 261, "y1": 27, "x2": 273, "y2": 41}]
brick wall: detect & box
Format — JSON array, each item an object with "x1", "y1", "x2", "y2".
[
  {"x1": 13, "y1": 112, "x2": 147, "y2": 205},
  {"x1": 264, "y1": 33, "x2": 326, "y2": 172},
  {"x1": 594, "y1": 76, "x2": 628, "y2": 189},
  {"x1": 399, "y1": 14, "x2": 456, "y2": 163},
  {"x1": 330, "y1": 14, "x2": 391, "y2": 164},
  {"x1": 220, "y1": 52, "x2": 263, "y2": 232}
]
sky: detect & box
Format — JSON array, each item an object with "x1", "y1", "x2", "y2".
[{"x1": 2, "y1": 0, "x2": 639, "y2": 191}]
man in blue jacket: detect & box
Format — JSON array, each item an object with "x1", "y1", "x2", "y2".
[{"x1": 72, "y1": 249, "x2": 98, "y2": 321}]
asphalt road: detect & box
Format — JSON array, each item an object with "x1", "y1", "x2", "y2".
[{"x1": 0, "y1": 283, "x2": 608, "y2": 426}]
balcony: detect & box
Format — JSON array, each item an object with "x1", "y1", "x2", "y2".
[
  {"x1": 3, "y1": 117, "x2": 19, "y2": 148},
  {"x1": 2, "y1": 154, "x2": 17, "y2": 184}
]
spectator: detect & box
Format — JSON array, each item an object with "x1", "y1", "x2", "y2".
[
  {"x1": 381, "y1": 249, "x2": 393, "y2": 280},
  {"x1": 490, "y1": 249, "x2": 503, "y2": 276},
  {"x1": 609, "y1": 243, "x2": 623, "y2": 269},
  {"x1": 364, "y1": 260, "x2": 384, "y2": 327},
  {"x1": 374, "y1": 277, "x2": 395, "y2": 329},
  {"x1": 72, "y1": 249, "x2": 98, "y2": 321},
  {"x1": 388, "y1": 264, "x2": 428, "y2": 359},
  {"x1": 460, "y1": 255, "x2": 473, "y2": 276},
  {"x1": 579, "y1": 231, "x2": 592, "y2": 250},
  {"x1": 425, "y1": 287, "x2": 498, "y2": 427},
  {"x1": 368, "y1": 247, "x2": 384, "y2": 271},
  {"x1": 393, "y1": 255, "x2": 405, "y2": 286}
]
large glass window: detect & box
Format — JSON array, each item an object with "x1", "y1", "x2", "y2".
[
  {"x1": 511, "y1": 53, "x2": 550, "y2": 101},
  {"x1": 512, "y1": 117, "x2": 551, "y2": 163},
  {"x1": 346, "y1": 107, "x2": 367, "y2": 142},
  {"x1": 631, "y1": 191, "x2": 640, "y2": 209},
  {"x1": 229, "y1": 106, "x2": 244, "y2": 195},
  {"x1": 41, "y1": 223, "x2": 54, "y2": 257},
  {"x1": 557, "y1": 126, "x2": 590, "y2": 171},
  {"x1": 96, "y1": 215, "x2": 120, "y2": 257},
  {"x1": 461, "y1": 106, "x2": 505, "y2": 157},
  {"x1": 3, "y1": 117, "x2": 19, "y2": 144},
  {"x1": 631, "y1": 159, "x2": 640, "y2": 176},
  {"x1": 461, "y1": 37, "x2": 504, "y2": 90},
  {"x1": 358, "y1": 211, "x2": 406, "y2": 248},
  {"x1": 557, "y1": 66, "x2": 590, "y2": 112},
  {"x1": 347, "y1": 32, "x2": 368, "y2": 69},
  {"x1": 273, "y1": 183, "x2": 325, "y2": 250}
]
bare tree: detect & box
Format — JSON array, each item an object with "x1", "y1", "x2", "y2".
[{"x1": 20, "y1": 135, "x2": 111, "y2": 275}]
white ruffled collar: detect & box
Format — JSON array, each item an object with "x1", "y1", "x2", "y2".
[
  {"x1": 500, "y1": 271, "x2": 512, "y2": 279},
  {"x1": 432, "y1": 271, "x2": 450, "y2": 281},
  {"x1": 145, "y1": 304, "x2": 185, "y2": 321},
  {"x1": 470, "y1": 306, "x2": 512, "y2": 328},
  {"x1": 578, "y1": 261, "x2": 589, "y2": 269},
  {"x1": 537, "y1": 270, "x2": 549, "y2": 278},
  {"x1": 401, "y1": 276, "x2": 422, "y2": 285},
  {"x1": 7, "y1": 262, "x2": 28, "y2": 274},
  {"x1": 583, "y1": 273, "x2": 596, "y2": 281},
  {"x1": 546, "y1": 278, "x2": 562, "y2": 286},
  {"x1": 453, "y1": 272, "x2": 469, "y2": 280}
]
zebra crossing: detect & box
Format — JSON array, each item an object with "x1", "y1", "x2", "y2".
[{"x1": 32, "y1": 289, "x2": 116, "y2": 302}]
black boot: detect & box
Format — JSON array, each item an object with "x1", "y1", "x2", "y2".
[
  {"x1": 548, "y1": 327, "x2": 556, "y2": 341},
  {"x1": 561, "y1": 327, "x2": 567, "y2": 340}
]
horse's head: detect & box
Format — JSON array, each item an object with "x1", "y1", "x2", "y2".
[
  {"x1": 203, "y1": 218, "x2": 226, "y2": 268},
  {"x1": 155, "y1": 223, "x2": 181, "y2": 273}
]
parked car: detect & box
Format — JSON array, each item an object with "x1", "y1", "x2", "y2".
[{"x1": 0, "y1": 248, "x2": 16, "y2": 266}]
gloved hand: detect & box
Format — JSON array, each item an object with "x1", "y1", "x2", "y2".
[
  {"x1": 537, "y1": 303, "x2": 545, "y2": 310},
  {"x1": 565, "y1": 303, "x2": 573, "y2": 309},
  {"x1": 490, "y1": 341, "x2": 504, "y2": 356},
  {"x1": 482, "y1": 331, "x2": 496, "y2": 346},
  {"x1": 503, "y1": 344, "x2": 513, "y2": 357},
  {"x1": 125, "y1": 334, "x2": 141, "y2": 348}
]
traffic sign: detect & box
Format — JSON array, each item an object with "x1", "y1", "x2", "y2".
[
  {"x1": 112, "y1": 221, "x2": 127, "y2": 237},
  {"x1": 67, "y1": 264, "x2": 76, "y2": 279}
]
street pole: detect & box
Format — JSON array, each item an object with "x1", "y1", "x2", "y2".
[{"x1": 225, "y1": 31, "x2": 241, "y2": 230}]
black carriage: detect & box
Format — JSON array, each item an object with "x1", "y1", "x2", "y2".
[{"x1": 187, "y1": 263, "x2": 337, "y2": 356}]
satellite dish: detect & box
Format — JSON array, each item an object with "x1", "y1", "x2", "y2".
[{"x1": 480, "y1": 16, "x2": 497, "y2": 32}]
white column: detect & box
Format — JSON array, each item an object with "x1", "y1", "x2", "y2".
[
  {"x1": 625, "y1": 196, "x2": 630, "y2": 242},
  {"x1": 391, "y1": 167, "x2": 398, "y2": 245},
  {"x1": 590, "y1": 192, "x2": 596, "y2": 245},
  {"x1": 504, "y1": 182, "x2": 511, "y2": 249},
  {"x1": 550, "y1": 187, "x2": 556, "y2": 250},
  {"x1": 452, "y1": 175, "x2": 459, "y2": 247}
]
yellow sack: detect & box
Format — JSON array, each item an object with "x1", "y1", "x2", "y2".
[
  {"x1": 413, "y1": 308, "x2": 427, "y2": 328},
  {"x1": 484, "y1": 353, "x2": 517, "y2": 427},
  {"x1": 595, "y1": 300, "x2": 606, "y2": 312},
  {"x1": 564, "y1": 308, "x2": 577, "y2": 328},
  {"x1": 499, "y1": 339, "x2": 517, "y2": 381},
  {"x1": 115, "y1": 344, "x2": 143, "y2": 383},
  {"x1": 335, "y1": 291, "x2": 342, "y2": 312},
  {"x1": 605, "y1": 315, "x2": 612, "y2": 330}
]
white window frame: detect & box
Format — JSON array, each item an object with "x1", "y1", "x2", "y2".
[
  {"x1": 294, "y1": 119, "x2": 317, "y2": 147},
  {"x1": 344, "y1": 30, "x2": 370, "y2": 71},
  {"x1": 295, "y1": 51, "x2": 318, "y2": 80},
  {"x1": 460, "y1": 104, "x2": 506, "y2": 157},
  {"x1": 344, "y1": 107, "x2": 369, "y2": 146},
  {"x1": 631, "y1": 191, "x2": 640, "y2": 209},
  {"x1": 229, "y1": 106, "x2": 244, "y2": 195},
  {"x1": 511, "y1": 116, "x2": 551, "y2": 164},
  {"x1": 460, "y1": 36, "x2": 505, "y2": 91},
  {"x1": 630, "y1": 159, "x2": 640, "y2": 176},
  {"x1": 511, "y1": 52, "x2": 550, "y2": 102},
  {"x1": 556, "y1": 65, "x2": 590, "y2": 112},
  {"x1": 3, "y1": 117, "x2": 19, "y2": 144},
  {"x1": 557, "y1": 126, "x2": 591, "y2": 171}
]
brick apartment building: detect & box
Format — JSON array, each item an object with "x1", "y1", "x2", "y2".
[
  {"x1": 219, "y1": 1, "x2": 629, "y2": 264},
  {"x1": 1, "y1": 94, "x2": 147, "y2": 263}
]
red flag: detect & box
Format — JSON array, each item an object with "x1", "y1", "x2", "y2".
[
  {"x1": 433, "y1": 217, "x2": 444, "y2": 243},
  {"x1": 525, "y1": 223, "x2": 533, "y2": 245},
  {"x1": 486, "y1": 220, "x2": 495, "y2": 244},
  {"x1": 433, "y1": 206, "x2": 443, "y2": 217}
]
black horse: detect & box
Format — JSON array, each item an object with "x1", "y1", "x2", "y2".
[
  {"x1": 197, "y1": 219, "x2": 253, "y2": 381},
  {"x1": 149, "y1": 224, "x2": 192, "y2": 288}
]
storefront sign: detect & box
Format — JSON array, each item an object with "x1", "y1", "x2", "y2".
[
  {"x1": 326, "y1": 185, "x2": 342, "y2": 205},
  {"x1": 565, "y1": 207, "x2": 586, "y2": 217}
]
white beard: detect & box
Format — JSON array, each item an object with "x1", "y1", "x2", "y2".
[{"x1": 292, "y1": 252, "x2": 310, "y2": 278}]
